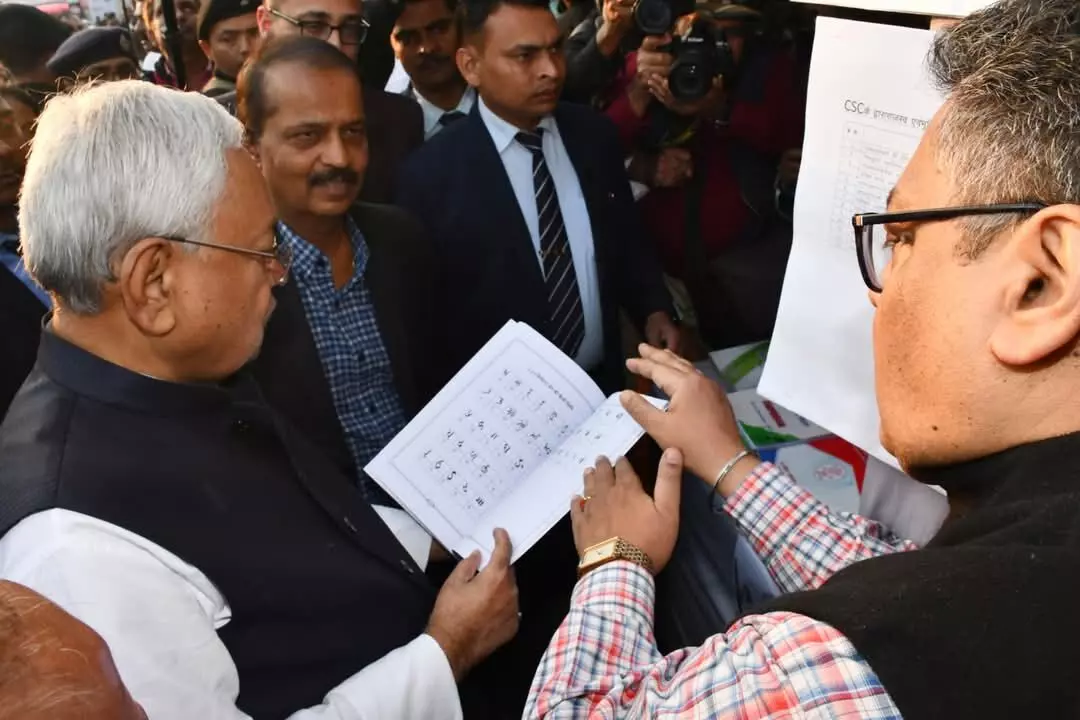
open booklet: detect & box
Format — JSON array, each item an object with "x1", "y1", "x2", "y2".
[{"x1": 365, "y1": 321, "x2": 668, "y2": 563}]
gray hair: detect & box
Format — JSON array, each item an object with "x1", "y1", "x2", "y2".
[
  {"x1": 18, "y1": 80, "x2": 244, "y2": 314},
  {"x1": 928, "y1": 0, "x2": 1080, "y2": 258}
]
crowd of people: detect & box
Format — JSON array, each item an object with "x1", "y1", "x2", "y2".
[{"x1": 1, "y1": 0, "x2": 1080, "y2": 716}]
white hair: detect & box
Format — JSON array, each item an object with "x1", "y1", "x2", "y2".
[{"x1": 18, "y1": 80, "x2": 244, "y2": 314}]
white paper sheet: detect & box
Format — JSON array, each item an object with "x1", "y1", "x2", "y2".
[
  {"x1": 758, "y1": 18, "x2": 944, "y2": 469},
  {"x1": 792, "y1": 0, "x2": 990, "y2": 17},
  {"x1": 365, "y1": 321, "x2": 666, "y2": 563}
]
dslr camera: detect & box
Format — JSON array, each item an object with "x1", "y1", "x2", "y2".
[
  {"x1": 664, "y1": 18, "x2": 734, "y2": 102},
  {"x1": 631, "y1": 0, "x2": 737, "y2": 102}
]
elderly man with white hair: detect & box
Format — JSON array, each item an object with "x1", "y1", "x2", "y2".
[{"x1": 0, "y1": 80, "x2": 520, "y2": 720}]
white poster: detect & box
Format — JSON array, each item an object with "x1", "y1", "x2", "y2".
[
  {"x1": 792, "y1": 0, "x2": 991, "y2": 18},
  {"x1": 757, "y1": 17, "x2": 944, "y2": 469}
]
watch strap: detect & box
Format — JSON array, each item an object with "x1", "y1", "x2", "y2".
[{"x1": 577, "y1": 537, "x2": 654, "y2": 578}]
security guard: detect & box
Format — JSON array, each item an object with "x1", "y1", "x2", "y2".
[{"x1": 197, "y1": 0, "x2": 259, "y2": 97}]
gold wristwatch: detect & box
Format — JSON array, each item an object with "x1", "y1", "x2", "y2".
[{"x1": 577, "y1": 537, "x2": 654, "y2": 578}]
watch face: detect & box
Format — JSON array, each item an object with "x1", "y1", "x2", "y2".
[{"x1": 583, "y1": 538, "x2": 619, "y2": 564}]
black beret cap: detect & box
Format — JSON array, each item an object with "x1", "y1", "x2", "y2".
[
  {"x1": 197, "y1": 0, "x2": 259, "y2": 41},
  {"x1": 46, "y1": 27, "x2": 136, "y2": 77}
]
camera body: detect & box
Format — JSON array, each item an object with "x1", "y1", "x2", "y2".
[
  {"x1": 665, "y1": 18, "x2": 734, "y2": 102},
  {"x1": 631, "y1": 0, "x2": 737, "y2": 103}
]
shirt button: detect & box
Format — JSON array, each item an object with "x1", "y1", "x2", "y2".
[
  {"x1": 234, "y1": 419, "x2": 250, "y2": 433},
  {"x1": 400, "y1": 559, "x2": 415, "y2": 574}
]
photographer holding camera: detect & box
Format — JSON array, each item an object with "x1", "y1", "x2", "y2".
[
  {"x1": 606, "y1": 1, "x2": 802, "y2": 352},
  {"x1": 561, "y1": 0, "x2": 637, "y2": 104}
]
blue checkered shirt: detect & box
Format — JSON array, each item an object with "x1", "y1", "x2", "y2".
[{"x1": 277, "y1": 218, "x2": 407, "y2": 503}]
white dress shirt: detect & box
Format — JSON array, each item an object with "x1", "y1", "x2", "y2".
[
  {"x1": 385, "y1": 58, "x2": 410, "y2": 94},
  {"x1": 0, "y1": 507, "x2": 461, "y2": 720},
  {"x1": 414, "y1": 86, "x2": 476, "y2": 141},
  {"x1": 477, "y1": 97, "x2": 604, "y2": 371}
]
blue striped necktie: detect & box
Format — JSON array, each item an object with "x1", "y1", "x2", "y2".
[{"x1": 515, "y1": 129, "x2": 585, "y2": 359}]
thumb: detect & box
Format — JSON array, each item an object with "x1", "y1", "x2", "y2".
[
  {"x1": 447, "y1": 551, "x2": 481, "y2": 585},
  {"x1": 654, "y1": 447, "x2": 683, "y2": 518},
  {"x1": 620, "y1": 390, "x2": 667, "y2": 439}
]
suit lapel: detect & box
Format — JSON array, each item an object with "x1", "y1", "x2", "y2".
[
  {"x1": 352, "y1": 206, "x2": 421, "y2": 415},
  {"x1": 552, "y1": 106, "x2": 612, "y2": 286},
  {"x1": 257, "y1": 273, "x2": 432, "y2": 591},
  {"x1": 264, "y1": 280, "x2": 350, "y2": 467},
  {"x1": 464, "y1": 106, "x2": 547, "y2": 300},
  {"x1": 553, "y1": 106, "x2": 603, "y2": 231},
  {"x1": 263, "y1": 396, "x2": 433, "y2": 592}
]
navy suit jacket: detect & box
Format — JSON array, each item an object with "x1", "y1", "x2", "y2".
[{"x1": 395, "y1": 100, "x2": 672, "y2": 391}]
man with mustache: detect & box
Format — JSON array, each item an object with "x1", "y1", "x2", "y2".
[
  {"x1": 0, "y1": 87, "x2": 47, "y2": 419},
  {"x1": 240, "y1": 35, "x2": 451, "y2": 532},
  {"x1": 390, "y1": 0, "x2": 475, "y2": 141},
  {"x1": 242, "y1": 38, "x2": 566, "y2": 713},
  {"x1": 215, "y1": 0, "x2": 424, "y2": 203}
]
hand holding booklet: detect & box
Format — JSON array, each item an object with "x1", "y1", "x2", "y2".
[{"x1": 365, "y1": 321, "x2": 667, "y2": 563}]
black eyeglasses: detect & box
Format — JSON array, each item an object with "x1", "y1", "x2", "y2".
[
  {"x1": 268, "y1": 8, "x2": 370, "y2": 45},
  {"x1": 163, "y1": 235, "x2": 293, "y2": 286},
  {"x1": 852, "y1": 203, "x2": 1047, "y2": 292}
]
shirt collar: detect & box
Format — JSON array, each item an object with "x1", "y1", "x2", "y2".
[
  {"x1": 37, "y1": 320, "x2": 260, "y2": 415},
  {"x1": 477, "y1": 96, "x2": 559, "y2": 154},
  {"x1": 415, "y1": 86, "x2": 476, "y2": 137},
  {"x1": 276, "y1": 214, "x2": 370, "y2": 282}
]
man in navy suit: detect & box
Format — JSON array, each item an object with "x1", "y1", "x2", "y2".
[{"x1": 395, "y1": 0, "x2": 678, "y2": 392}]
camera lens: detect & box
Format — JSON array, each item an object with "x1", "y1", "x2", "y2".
[
  {"x1": 633, "y1": 0, "x2": 673, "y2": 36},
  {"x1": 670, "y1": 63, "x2": 709, "y2": 101}
]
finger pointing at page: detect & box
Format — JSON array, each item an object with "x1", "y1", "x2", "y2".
[{"x1": 621, "y1": 349, "x2": 753, "y2": 491}]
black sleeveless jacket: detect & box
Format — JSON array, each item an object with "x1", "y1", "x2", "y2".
[{"x1": 758, "y1": 432, "x2": 1080, "y2": 719}]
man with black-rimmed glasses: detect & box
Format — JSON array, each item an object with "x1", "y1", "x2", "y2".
[{"x1": 525, "y1": 0, "x2": 1080, "y2": 717}]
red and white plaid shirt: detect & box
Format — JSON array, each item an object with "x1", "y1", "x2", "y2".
[{"x1": 524, "y1": 462, "x2": 921, "y2": 719}]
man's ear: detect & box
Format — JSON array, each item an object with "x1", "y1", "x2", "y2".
[
  {"x1": 244, "y1": 132, "x2": 261, "y2": 165},
  {"x1": 117, "y1": 238, "x2": 179, "y2": 338},
  {"x1": 989, "y1": 205, "x2": 1080, "y2": 366},
  {"x1": 456, "y1": 43, "x2": 481, "y2": 88},
  {"x1": 256, "y1": 4, "x2": 272, "y2": 34},
  {"x1": 198, "y1": 39, "x2": 212, "y2": 59}
]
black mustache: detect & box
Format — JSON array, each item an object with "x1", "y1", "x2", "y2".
[
  {"x1": 417, "y1": 54, "x2": 451, "y2": 69},
  {"x1": 309, "y1": 167, "x2": 360, "y2": 188}
]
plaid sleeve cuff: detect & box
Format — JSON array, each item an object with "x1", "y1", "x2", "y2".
[
  {"x1": 573, "y1": 560, "x2": 656, "y2": 629},
  {"x1": 722, "y1": 462, "x2": 918, "y2": 593},
  {"x1": 723, "y1": 462, "x2": 830, "y2": 574},
  {"x1": 724, "y1": 462, "x2": 799, "y2": 531}
]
